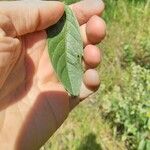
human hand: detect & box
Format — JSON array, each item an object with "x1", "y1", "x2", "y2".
[{"x1": 0, "y1": 0, "x2": 106, "y2": 149}]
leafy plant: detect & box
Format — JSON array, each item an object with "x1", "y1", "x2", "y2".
[
  {"x1": 121, "y1": 43, "x2": 135, "y2": 67},
  {"x1": 99, "y1": 63, "x2": 150, "y2": 149}
]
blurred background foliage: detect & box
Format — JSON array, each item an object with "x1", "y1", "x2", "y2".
[
  {"x1": 0, "y1": 0, "x2": 149, "y2": 149},
  {"x1": 42, "y1": 0, "x2": 150, "y2": 150}
]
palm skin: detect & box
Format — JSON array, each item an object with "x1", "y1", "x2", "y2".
[
  {"x1": 0, "y1": 0, "x2": 105, "y2": 150},
  {"x1": 0, "y1": 30, "x2": 73, "y2": 150}
]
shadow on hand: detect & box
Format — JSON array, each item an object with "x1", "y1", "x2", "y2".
[
  {"x1": 77, "y1": 133, "x2": 102, "y2": 150},
  {"x1": 0, "y1": 11, "x2": 66, "y2": 111},
  {"x1": 15, "y1": 91, "x2": 69, "y2": 150},
  {"x1": 0, "y1": 54, "x2": 34, "y2": 111}
]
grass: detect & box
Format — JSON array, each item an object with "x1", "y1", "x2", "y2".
[
  {"x1": 41, "y1": 0, "x2": 150, "y2": 150},
  {"x1": 43, "y1": 100, "x2": 126, "y2": 150}
]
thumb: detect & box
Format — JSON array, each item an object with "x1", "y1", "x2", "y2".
[{"x1": 0, "y1": 1, "x2": 64, "y2": 37}]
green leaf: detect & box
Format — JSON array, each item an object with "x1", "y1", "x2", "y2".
[
  {"x1": 146, "y1": 140, "x2": 150, "y2": 150},
  {"x1": 138, "y1": 140, "x2": 146, "y2": 150},
  {"x1": 47, "y1": 6, "x2": 83, "y2": 96}
]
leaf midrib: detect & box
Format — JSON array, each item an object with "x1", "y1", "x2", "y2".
[{"x1": 64, "y1": 8, "x2": 74, "y2": 95}]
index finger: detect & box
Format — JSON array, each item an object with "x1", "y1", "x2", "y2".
[{"x1": 70, "y1": 0, "x2": 105, "y2": 25}]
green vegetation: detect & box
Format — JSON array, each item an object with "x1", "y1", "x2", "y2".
[
  {"x1": 47, "y1": 6, "x2": 83, "y2": 96},
  {"x1": 44, "y1": 0, "x2": 150, "y2": 149},
  {"x1": 99, "y1": 1, "x2": 150, "y2": 149}
]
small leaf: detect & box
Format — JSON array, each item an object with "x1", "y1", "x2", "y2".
[
  {"x1": 146, "y1": 141, "x2": 150, "y2": 150},
  {"x1": 47, "y1": 6, "x2": 83, "y2": 96},
  {"x1": 138, "y1": 140, "x2": 146, "y2": 150}
]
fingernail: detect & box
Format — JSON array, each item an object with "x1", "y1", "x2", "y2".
[{"x1": 83, "y1": 0, "x2": 105, "y2": 15}]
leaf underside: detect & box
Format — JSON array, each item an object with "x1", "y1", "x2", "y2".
[{"x1": 47, "y1": 6, "x2": 83, "y2": 96}]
